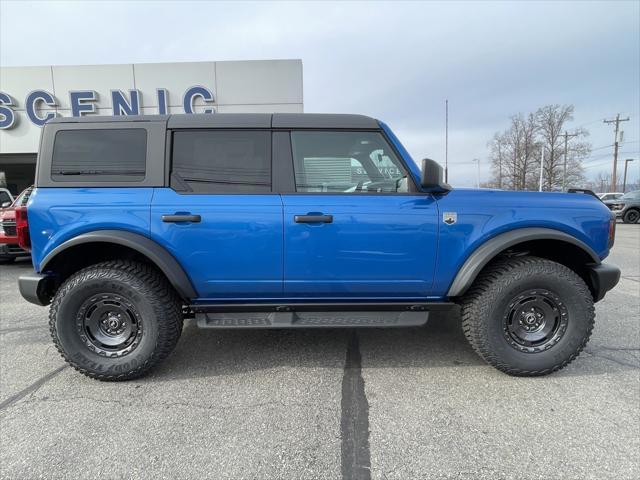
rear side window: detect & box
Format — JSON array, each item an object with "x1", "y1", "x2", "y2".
[
  {"x1": 170, "y1": 130, "x2": 271, "y2": 193},
  {"x1": 51, "y1": 129, "x2": 147, "y2": 181}
]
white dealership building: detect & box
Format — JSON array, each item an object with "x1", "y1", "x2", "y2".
[{"x1": 0, "y1": 59, "x2": 304, "y2": 193}]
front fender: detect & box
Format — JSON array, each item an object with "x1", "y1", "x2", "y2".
[{"x1": 446, "y1": 227, "x2": 600, "y2": 297}]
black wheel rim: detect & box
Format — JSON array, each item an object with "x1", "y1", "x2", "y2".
[
  {"x1": 76, "y1": 293, "x2": 143, "y2": 357},
  {"x1": 502, "y1": 289, "x2": 568, "y2": 353},
  {"x1": 627, "y1": 211, "x2": 639, "y2": 223}
]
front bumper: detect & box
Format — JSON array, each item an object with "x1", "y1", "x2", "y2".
[
  {"x1": 18, "y1": 273, "x2": 54, "y2": 306},
  {"x1": 587, "y1": 263, "x2": 621, "y2": 302},
  {"x1": 609, "y1": 204, "x2": 625, "y2": 217},
  {"x1": 0, "y1": 243, "x2": 28, "y2": 257}
]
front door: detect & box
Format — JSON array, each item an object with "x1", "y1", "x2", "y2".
[
  {"x1": 150, "y1": 129, "x2": 283, "y2": 300},
  {"x1": 281, "y1": 130, "x2": 439, "y2": 300}
]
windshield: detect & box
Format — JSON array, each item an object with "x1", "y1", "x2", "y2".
[
  {"x1": 11, "y1": 186, "x2": 33, "y2": 207},
  {"x1": 621, "y1": 191, "x2": 640, "y2": 200}
]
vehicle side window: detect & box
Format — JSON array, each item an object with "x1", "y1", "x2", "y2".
[
  {"x1": 171, "y1": 130, "x2": 271, "y2": 193},
  {"x1": 14, "y1": 187, "x2": 33, "y2": 206},
  {"x1": 51, "y1": 129, "x2": 146, "y2": 181},
  {"x1": 0, "y1": 191, "x2": 10, "y2": 204},
  {"x1": 290, "y1": 131, "x2": 410, "y2": 193},
  {"x1": 622, "y1": 191, "x2": 640, "y2": 200}
]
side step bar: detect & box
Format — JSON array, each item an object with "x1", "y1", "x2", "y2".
[{"x1": 189, "y1": 302, "x2": 455, "y2": 329}]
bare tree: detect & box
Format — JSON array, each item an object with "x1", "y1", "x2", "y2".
[
  {"x1": 487, "y1": 104, "x2": 590, "y2": 191},
  {"x1": 535, "y1": 105, "x2": 588, "y2": 190},
  {"x1": 488, "y1": 113, "x2": 540, "y2": 190}
]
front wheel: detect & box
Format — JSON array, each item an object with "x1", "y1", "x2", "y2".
[
  {"x1": 49, "y1": 260, "x2": 183, "y2": 381},
  {"x1": 460, "y1": 256, "x2": 595, "y2": 376},
  {"x1": 623, "y1": 209, "x2": 639, "y2": 224}
]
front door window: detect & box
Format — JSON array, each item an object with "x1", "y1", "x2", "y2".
[{"x1": 290, "y1": 131, "x2": 410, "y2": 193}]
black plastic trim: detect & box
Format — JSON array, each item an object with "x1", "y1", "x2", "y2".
[
  {"x1": 272, "y1": 131, "x2": 296, "y2": 192},
  {"x1": 272, "y1": 113, "x2": 379, "y2": 129},
  {"x1": 18, "y1": 273, "x2": 53, "y2": 306},
  {"x1": 48, "y1": 115, "x2": 170, "y2": 124},
  {"x1": 40, "y1": 230, "x2": 198, "y2": 299},
  {"x1": 49, "y1": 113, "x2": 380, "y2": 129},
  {"x1": 447, "y1": 228, "x2": 601, "y2": 297},
  {"x1": 189, "y1": 301, "x2": 455, "y2": 313},
  {"x1": 162, "y1": 214, "x2": 201, "y2": 223},
  {"x1": 168, "y1": 113, "x2": 272, "y2": 129},
  {"x1": 587, "y1": 263, "x2": 621, "y2": 302},
  {"x1": 294, "y1": 214, "x2": 333, "y2": 223}
]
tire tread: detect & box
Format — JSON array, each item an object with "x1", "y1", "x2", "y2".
[
  {"x1": 460, "y1": 256, "x2": 595, "y2": 376},
  {"x1": 49, "y1": 260, "x2": 183, "y2": 381}
]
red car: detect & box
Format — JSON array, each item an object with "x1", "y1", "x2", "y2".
[{"x1": 0, "y1": 187, "x2": 33, "y2": 264}]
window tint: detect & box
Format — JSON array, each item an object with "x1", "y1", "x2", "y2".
[
  {"x1": 171, "y1": 130, "x2": 271, "y2": 193},
  {"x1": 52, "y1": 129, "x2": 146, "y2": 181},
  {"x1": 0, "y1": 191, "x2": 10, "y2": 205},
  {"x1": 290, "y1": 131, "x2": 410, "y2": 193}
]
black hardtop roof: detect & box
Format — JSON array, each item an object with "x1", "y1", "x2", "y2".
[{"x1": 47, "y1": 113, "x2": 380, "y2": 129}]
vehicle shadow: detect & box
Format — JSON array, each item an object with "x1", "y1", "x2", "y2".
[
  {"x1": 151, "y1": 309, "x2": 486, "y2": 382},
  {"x1": 151, "y1": 305, "x2": 638, "y2": 381}
]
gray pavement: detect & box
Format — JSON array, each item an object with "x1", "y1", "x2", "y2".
[{"x1": 1, "y1": 225, "x2": 638, "y2": 480}]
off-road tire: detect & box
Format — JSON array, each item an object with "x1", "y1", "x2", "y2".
[
  {"x1": 460, "y1": 256, "x2": 595, "y2": 376},
  {"x1": 0, "y1": 256, "x2": 16, "y2": 265},
  {"x1": 49, "y1": 260, "x2": 183, "y2": 381},
  {"x1": 623, "y1": 208, "x2": 639, "y2": 224}
]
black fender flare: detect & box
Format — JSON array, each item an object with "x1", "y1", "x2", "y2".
[
  {"x1": 40, "y1": 230, "x2": 198, "y2": 299},
  {"x1": 446, "y1": 227, "x2": 600, "y2": 297}
]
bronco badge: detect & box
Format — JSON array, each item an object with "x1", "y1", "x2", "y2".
[{"x1": 443, "y1": 212, "x2": 457, "y2": 225}]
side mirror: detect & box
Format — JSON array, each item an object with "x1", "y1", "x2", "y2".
[
  {"x1": 420, "y1": 158, "x2": 451, "y2": 193},
  {"x1": 1, "y1": 201, "x2": 10, "y2": 208}
]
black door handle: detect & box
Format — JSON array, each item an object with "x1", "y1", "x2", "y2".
[
  {"x1": 162, "y1": 214, "x2": 201, "y2": 223},
  {"x1": 294, "y1": 214, "x2": 333, "y2": 224}
]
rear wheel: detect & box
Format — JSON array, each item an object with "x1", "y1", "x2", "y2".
[
  {"x1": 49, "y1": 260, "x2": 183, "y2": 381},
  {"x1": 623, "y1": 209, "x2": 639, "y2": 224},
  {"x1": 461, "y1": 256, "x2": 594, "y2": 376}
]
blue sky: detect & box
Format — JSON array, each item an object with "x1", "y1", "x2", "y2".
[{"x1": 1, "y1": 0, "x2": 638, "y2": 187}]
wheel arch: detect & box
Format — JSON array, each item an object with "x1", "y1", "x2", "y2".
[
  {"x1": 623, "y1": 207, "x2": 640, "y2": 223},
  {"x1": 447, "y1": 228, "x2": 600, "y2": 298},
  {"x1": 41, "y1": 230, "x2": 198, "y2": 300}
]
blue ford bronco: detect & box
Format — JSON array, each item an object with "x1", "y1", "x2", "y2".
[{"x1": 17, "y1": 113, "x2": 620, "y2": 381}]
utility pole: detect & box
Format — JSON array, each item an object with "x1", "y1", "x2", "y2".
[
  {"x1": 623, "y1": 158, "x2": 635, "y2": 193},
  {"x1": 561, "y1": 131, "x2": 579, "y2": 191},
  {"x1": 472, "y1": 158, "x2": 480, "y2": 188},
  {"x1": 604, "y1": 114, "x2": 630, "y2": 191},
  {"x1": 538, "y1": 147, "x2": 545, "y2": 192},
  {"x1": 445, "y1": 99, "x2": 449, "y2": 184},
  {"x1": 497, "y1": 142, "x2": 502, "y2": 189}
]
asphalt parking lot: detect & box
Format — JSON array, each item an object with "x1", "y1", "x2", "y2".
[{"x1": 1, "y1": 225, "x2": 638, "y2": 480}]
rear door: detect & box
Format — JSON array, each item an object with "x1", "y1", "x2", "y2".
[
  {"x1": 280, "y1": 130, "x2": 439, "y2": 299},
  {"x1": 150, "y1": 128, "x2": 283, "y2": 300}
]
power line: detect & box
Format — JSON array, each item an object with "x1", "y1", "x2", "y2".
[
  {"x1": 581, "y1": 150, "x2": 640, "y2": 163},
  {"x1": 590, "y1": 140, "x2": 638, "y2": 152}
]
